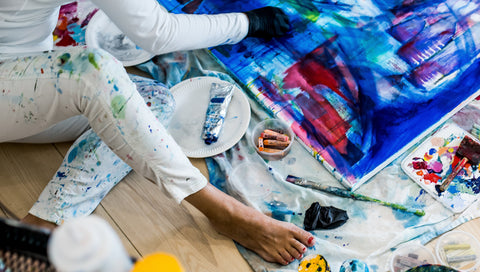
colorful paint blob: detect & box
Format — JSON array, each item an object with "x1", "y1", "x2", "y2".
[
  {"x1": 53, "y1": 1, "x2": 98, "y2": 47},
  {"x1": 298, "y1": 254, "x2": 331, "y2": 272},
  {"x1": 339, "y1": 259, "x2": 369, "y2": 272}
]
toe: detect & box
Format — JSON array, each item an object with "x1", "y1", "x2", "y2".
[
  {"x1": 289, "y1": 240, "x2": 306, "y2": 259},
  {"x1": 279, "y1": 249, "x2": 294, "y2": 265},
  {"x1": 291, "y1": 225, "x2": 315, "y2": 247}
]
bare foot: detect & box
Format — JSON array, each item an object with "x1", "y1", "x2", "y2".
[
  {"x1": 21, "y1": 213, "x2": 57, "y2": 231},
  {"x1": 211, "y1": 201, "x2": 314, "y2": 265},
  {"x1": 185, "y1": 184, "x2": 315, "y2": 265}
]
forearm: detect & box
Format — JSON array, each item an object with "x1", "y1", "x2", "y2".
[{"x1": 93, "y1": 0, "x2": 248, "y2": 55}]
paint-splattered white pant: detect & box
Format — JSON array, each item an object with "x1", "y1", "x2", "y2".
[{"x1": 0, "y1": 47, "x2": 207, "y2": 224}]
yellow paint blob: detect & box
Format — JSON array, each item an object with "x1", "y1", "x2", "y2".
[
  {"x1": 131, "y1": 252, "x2": 184, "y2": 272},
  {"x1": 298, "y1": 254, "x2": 331, "y2": 272}
]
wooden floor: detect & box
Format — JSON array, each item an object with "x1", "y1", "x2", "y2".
[
  {"x1": 1, "y1": 142, "x2": 480, "y2": 272},
  {"x1": 0, "y1": 142, "x2": 252, "y2": 271}
]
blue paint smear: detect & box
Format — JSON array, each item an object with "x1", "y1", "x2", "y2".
[
  {"x1": 67, "y1": 24, "x2": 86, "y2": 44},
  {"x1": 67, "y1": 146, "x2": 78, "y2": 163},
  {"x1": 340, "y1": 259, "x2": 370, "y2": 272},
  {"x1": 265, "y1": 200, "x2": 300, "y2": 221},
  {"x1": 463, "y1": 176, "x2": 480, "y2": 194},
  {"x1": 56, "y1": 171, "x2": 67, "y2": 179},
  {"x1": 369, "y1": 264, "x2": 379, "y2": 272},
  {"x1": 205, "y1": 157, "x2": 228, "y2": 192},
  {"x1": 394, "y1": 195, "x2": 426, "y2": 228}
]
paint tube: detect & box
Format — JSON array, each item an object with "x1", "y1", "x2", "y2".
[{"x1": 202, "y1": 82, "x2": 234, "y2": 145}]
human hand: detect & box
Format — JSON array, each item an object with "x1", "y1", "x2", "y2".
[{"x1": 245, "y1": 7, "x2": 290, "y2": 39}]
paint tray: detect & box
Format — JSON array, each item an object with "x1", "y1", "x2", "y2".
[{"x1": 401, "y1": 123, "x2": 480, "y2": 213}]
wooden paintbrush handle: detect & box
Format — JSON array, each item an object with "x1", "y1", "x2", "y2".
[{"x1": 439, "y1": 157, "x2": 469, "y2": 192}]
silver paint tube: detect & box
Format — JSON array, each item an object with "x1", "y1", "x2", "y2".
[{"x1": 202, "y1": 82, "x2": 234, "y2": 145}]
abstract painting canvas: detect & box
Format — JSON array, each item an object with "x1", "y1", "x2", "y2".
[{"x1": 166, "y1": 0, "x2": 480, "y2": 189}]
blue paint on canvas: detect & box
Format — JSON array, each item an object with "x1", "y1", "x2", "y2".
[{"x1": 160, "y1": 0, "x2": 480, "y2": 189}]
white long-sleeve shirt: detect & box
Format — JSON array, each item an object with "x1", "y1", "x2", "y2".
[{"x1": 0, "y1": 0, "x2": 249, "y2": 54}]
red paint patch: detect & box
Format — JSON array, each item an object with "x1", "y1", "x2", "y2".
[
  {"x1": 412, "y1": 161, "x2": 427, "y2": 169},
  {"x1": 423, "y1": 172, "x2": 441, "y2": 184}
]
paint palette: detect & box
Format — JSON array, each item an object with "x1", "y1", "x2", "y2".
[
  {"x1": 85, "y1": 10, "x2": 154, "y2": 66},
  {"x1": 167, "y1": 77, "x2": 251, "y2": 158},
  {"x1": 401, "y1": 123, "x2": 480, "y2": 213}
]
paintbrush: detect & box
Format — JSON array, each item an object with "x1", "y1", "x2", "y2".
[
  {"x1": 435, "y1": 135, "x2": 480, "y2": 194},
  {"x1": 286, "y1": 175, "x2": 425, "y2": 216}
]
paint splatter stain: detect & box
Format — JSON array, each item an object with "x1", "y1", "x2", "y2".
[
  {"x1": 56, "y1": 172, "x2": 67, "y2": 179},
  {"x1": 67, "y1": 146, "x2": 79, "y2": 163},
  {"x1": 58, "y1": 53, "x2": 71, "y2": 65},
  {"x1": 339, "y1": 259, "x2": 369, "y2": 272},
  {"x1": 298, "y1": 254, "x2": 331, "y2": 272},
  {"x1": 111, "y1": 95, "x2": 127, "y2": 119},
  {"x1": 88, "y1": 52, "x2": 100, "y2": 70}
]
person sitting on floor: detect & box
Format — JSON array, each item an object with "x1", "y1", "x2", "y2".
[{"x1": 0, "y1": 0, "x2": 315, "y2": 265}]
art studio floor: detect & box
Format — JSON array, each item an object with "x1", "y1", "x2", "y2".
[{"x1": 1, "y1": 67, "x2": 480, "y2": 272}]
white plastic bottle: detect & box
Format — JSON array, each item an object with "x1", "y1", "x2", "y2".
[{"x1": 47, "y1": 215, "x2": 133, "y2": 272}]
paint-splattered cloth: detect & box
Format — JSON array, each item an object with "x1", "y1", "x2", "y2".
[
  {"x1": 208, "y1": 89, "x2": 480, "y2": 272},
  {"x1": 138, "y1": 49, "x2": 480, "y2": 272}
]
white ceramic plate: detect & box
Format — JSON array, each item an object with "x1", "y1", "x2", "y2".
[
  {"x1": 167, "y1": 77, "x2": 251, "y2": 158},
  {"x1": 85, "y1": 10, "x2": 155, "y2": 66}
]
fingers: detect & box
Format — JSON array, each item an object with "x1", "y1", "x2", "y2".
[{"x1": 245, "y1": 6, "x2": 291, "y2": 38}]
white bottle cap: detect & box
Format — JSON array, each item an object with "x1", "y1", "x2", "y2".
[{"x1": 48, "y1": 215, "x2": 133, "y2": 272}]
